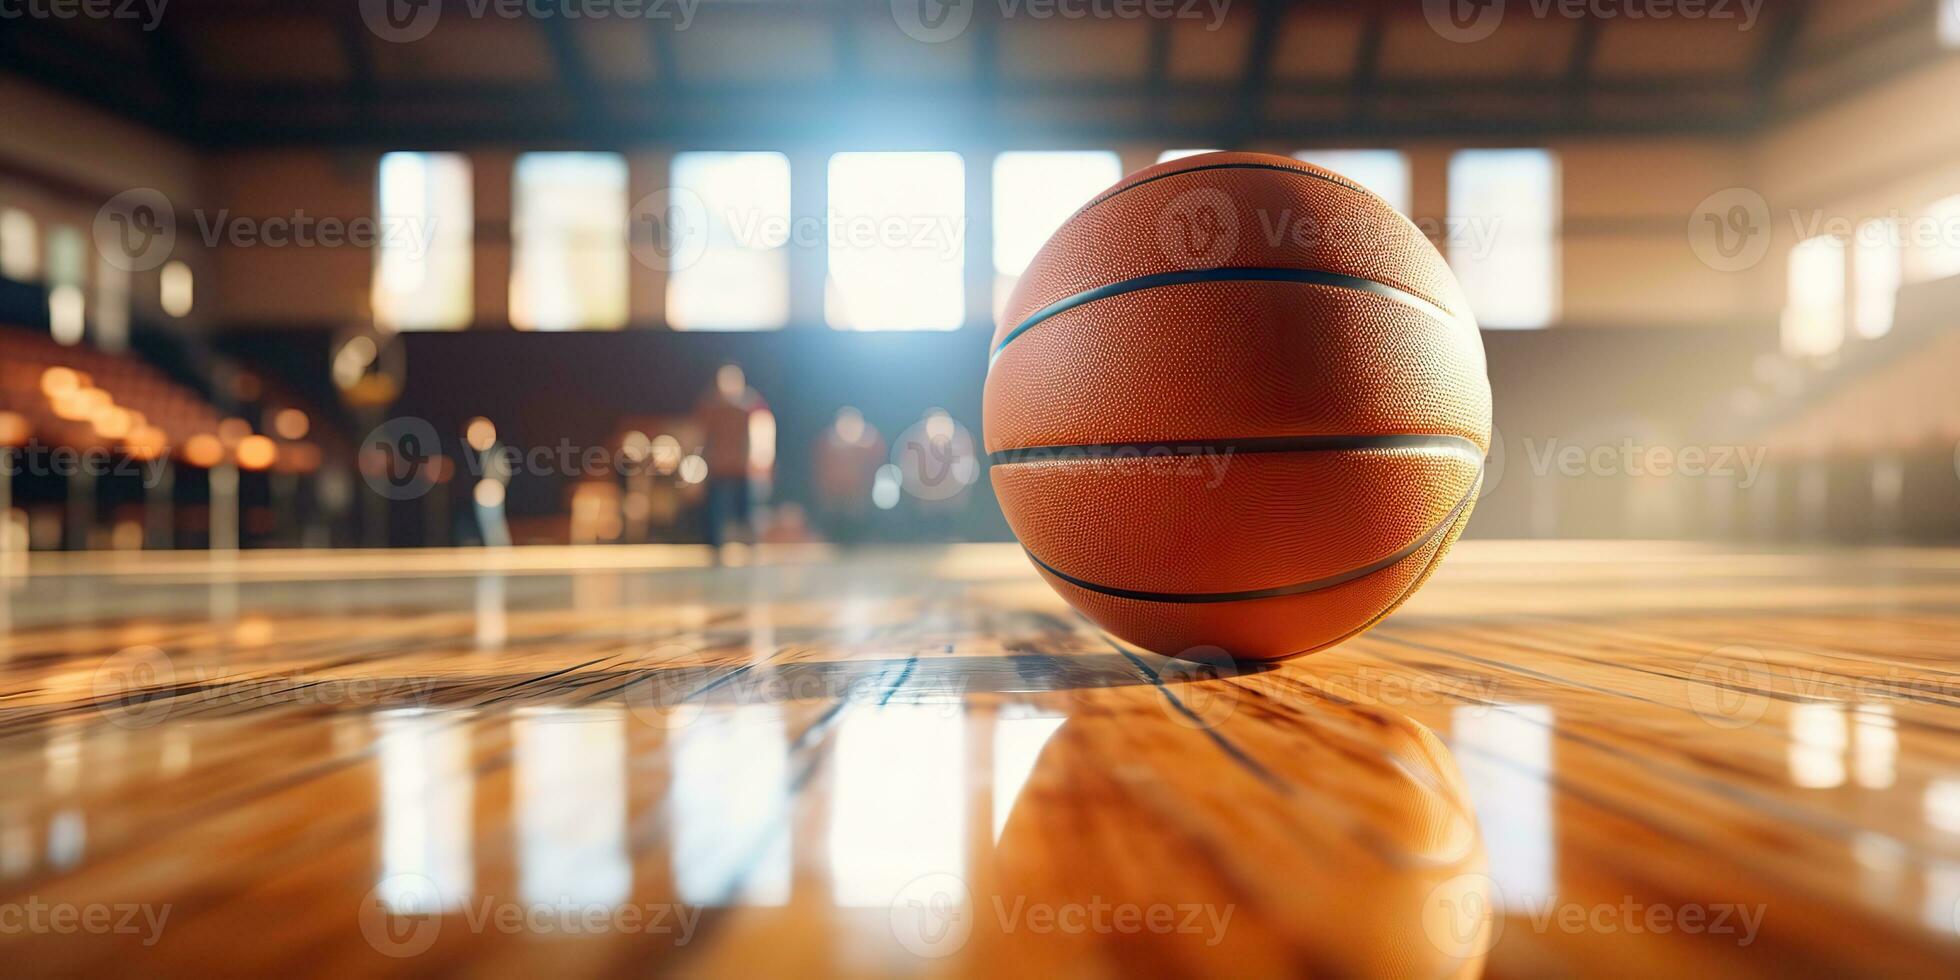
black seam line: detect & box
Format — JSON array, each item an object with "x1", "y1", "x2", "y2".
[
  {"x1": 1023, "y1": 463, "x2": 1482, "y2": 605},
  {"x1": 989, "y1": 433, "x2": 1483, "y2": 465},
  {"x1": 1081, "y1": 160, "x2": 1363, "y2": 214},
  {"x1": 989, "y1": 266, "x2": 1460, "y2": 366}
]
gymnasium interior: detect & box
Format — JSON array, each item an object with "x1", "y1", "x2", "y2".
[{"x1": 1, "y1": 0, "x2": 1959, "y2": 975}]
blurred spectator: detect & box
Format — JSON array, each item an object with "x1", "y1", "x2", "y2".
[
  {"x1": 693, "y1": 363, "x2": 763, "y2": 549},
  {"x1": 813, "y1": 407, "x2": 886, "y2": 544}
]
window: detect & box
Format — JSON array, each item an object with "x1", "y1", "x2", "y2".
[
  {"x1": 373, "y1": 152, "x2": 473, "y2": 331},
  {"x1": 46, "y1": 226, "x2": 85, "y2": 345},
  {"x1": 511, "y1": 153, "x2": 627, "y2": 331},
  {"x1": 1782, "y1": 235, "x2": 1846, "y2": 358},
  {"x1": 1852, "y1": 219, "x2": 1901, "y2": 339},
  {"x1": 1909, "y1": 194, "x2": 1960, "y2": 283},
  {"x1": 0, "y1": 208, "x2": 36, "y2": 281},
  {"x1": 1158, "y1": 149, "x2": 1220, "y2": 163},
  {"x1": 1943, "y1": 0, "x2": 1960, "y2": 48},
  {"x1": 666, "y1": 151, "x2": 791, "y2": 331},
  {"x1": 1448, "y1": 149, "x2": 1558, "y2": 329},
  {"x1": 1296, "y1": 149, "x2": 1411, "y2": 215},
  {"x1": 826, "y1": 152, "x2": 965, "y2": 331},
  {"x1": 94, "y1": 252, "x2": 129, "y2": 353},
  {"x1": 992, "y1": 151, "x2": 1122, "y2": 316},
  {"x1": 160, "y1": 260, "x2": 194, "y2": 317}
]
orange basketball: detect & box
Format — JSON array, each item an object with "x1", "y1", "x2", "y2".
[{"x1": 984, "y1": 152, "x2": 1491, "y2": 661}]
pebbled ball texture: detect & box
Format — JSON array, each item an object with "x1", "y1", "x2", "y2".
[{"x1": 984, "y1": 151, "x2": 1492, "y2": 661}]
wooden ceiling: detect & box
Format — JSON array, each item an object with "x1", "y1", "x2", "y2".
[{"x1": 1, "y1": 0, "x2": 1950, "y2": 146}]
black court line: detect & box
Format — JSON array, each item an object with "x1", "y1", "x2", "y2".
[
  {"x1": 989, "y1": 266, "x2": 1462, "y2": 365},
  {"x1": 989, "y1": 433, "x2": 1484, "y2": 465}
]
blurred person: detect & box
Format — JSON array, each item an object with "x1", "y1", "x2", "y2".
[
  {"x1": 812, "y1": 407, "x2": 886, "y2": 545},
  {"x1": 896, "y1": 407, "x2": 979, "y2": 541},
  {"x1": 693, "y1": 363, "x2": 763, "y2": 550}
]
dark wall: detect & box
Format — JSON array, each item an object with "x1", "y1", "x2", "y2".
[{"x1": 217, "y1": 320, "x2": 1780, "y2": 542}]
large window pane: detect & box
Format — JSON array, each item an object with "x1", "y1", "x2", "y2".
[
  {"x1": 511, "y1": 152, "x2": 627, "y2": 331},
  {"x1": 666, "y1": 151, "x2": 791, "y2": 331},
  {"x1": 373, "y1": 151, "x2": 473, "y2": 331},
  {"x1": 1295, "y1": 149, "x2": 1411, "y2": 216},
  {"x1": 0, "y1": 208, "x2": 37, "y2": 281},
  {"x1": 992, "y1": 151, "x2": 1122, "y2": 316},
  {"x1": 1782, "y1": 235, "x2": 1845, "y2": 358},
  {"x1": 46, "y1": 225, "x2": 85, "y2": 345},
  {"x1": 1908, "y1": 194, "x2": 1960, "y2": 283},
  {"x1": 1448, "y1": 149, "x2": 1558, "y2": 329},
  {"x1": 1852, "y1": 219, "x2": 1901, "y2": 340},
  {"x1": 825, "y1": 152, "x2": 965, "y2": 331}
]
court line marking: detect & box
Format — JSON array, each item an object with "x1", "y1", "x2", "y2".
[
  {"x1": 1020, "y1": 464, "x2": 1481, "y2": 605},
  {"x1": 989, "y1": 266, "x2": 1463, "y2": 366},
  {"x1": 1102, "y1": 636, "x2": 1285, "y2": 792}
]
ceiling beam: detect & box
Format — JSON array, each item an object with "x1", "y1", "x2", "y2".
[
  {"x1": 1228, "y1": 0, "x2": 1286, "y2": 147},
  {"x1": 1563, "y1": 14, "x2": 1603, "y2": 124},
  {"x1": 147, "y1": 17, "x2": 202, "y2": 137},
  {"x1": 537, "y1": 15, "x2": 603, "y2": 132},
  {"x1": 332, "y1": 5, "x2": 378, "y2": 127},
  {"x1": 1350, "y1": 6, "x2": 1387, "y2": 125},
  {"x1": 1749, "y1": 0, "x2": 1810, "y2": 117},
  {"x1": 1146, "y1": 20, "x2": 1174, "y2": 106}
]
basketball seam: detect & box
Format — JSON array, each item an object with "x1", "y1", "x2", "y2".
[
  {"x1": 987, "y1": 434, "x2": 1484, "y2": 465},
  {"x1": 989, "y1": 267, "x2": 1464, "y2": 366},
  {"x1": 1018, "y1": 464, "x2": 1483, "y2": 605}
]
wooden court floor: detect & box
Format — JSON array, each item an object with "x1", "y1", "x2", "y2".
[{"x1": 0, "y1": 541, "x2": 1957, "y2": 976}]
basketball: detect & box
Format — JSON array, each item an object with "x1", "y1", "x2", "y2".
[{"x1": 984, "y1": 151, "x2": 1492, "y2": 661}]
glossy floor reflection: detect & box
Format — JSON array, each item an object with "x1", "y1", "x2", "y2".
[{"x1": 0, "y1": 542, "x2": 1957, "y2": 976}]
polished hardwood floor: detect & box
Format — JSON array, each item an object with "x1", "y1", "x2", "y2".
[{"x1": 1, "y1": 541, "x2": 1957, "y2": 976}]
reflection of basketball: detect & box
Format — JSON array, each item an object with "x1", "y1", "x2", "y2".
[{"x1": 983, "y1": 152, "x2": 1491, "y2": 661}]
